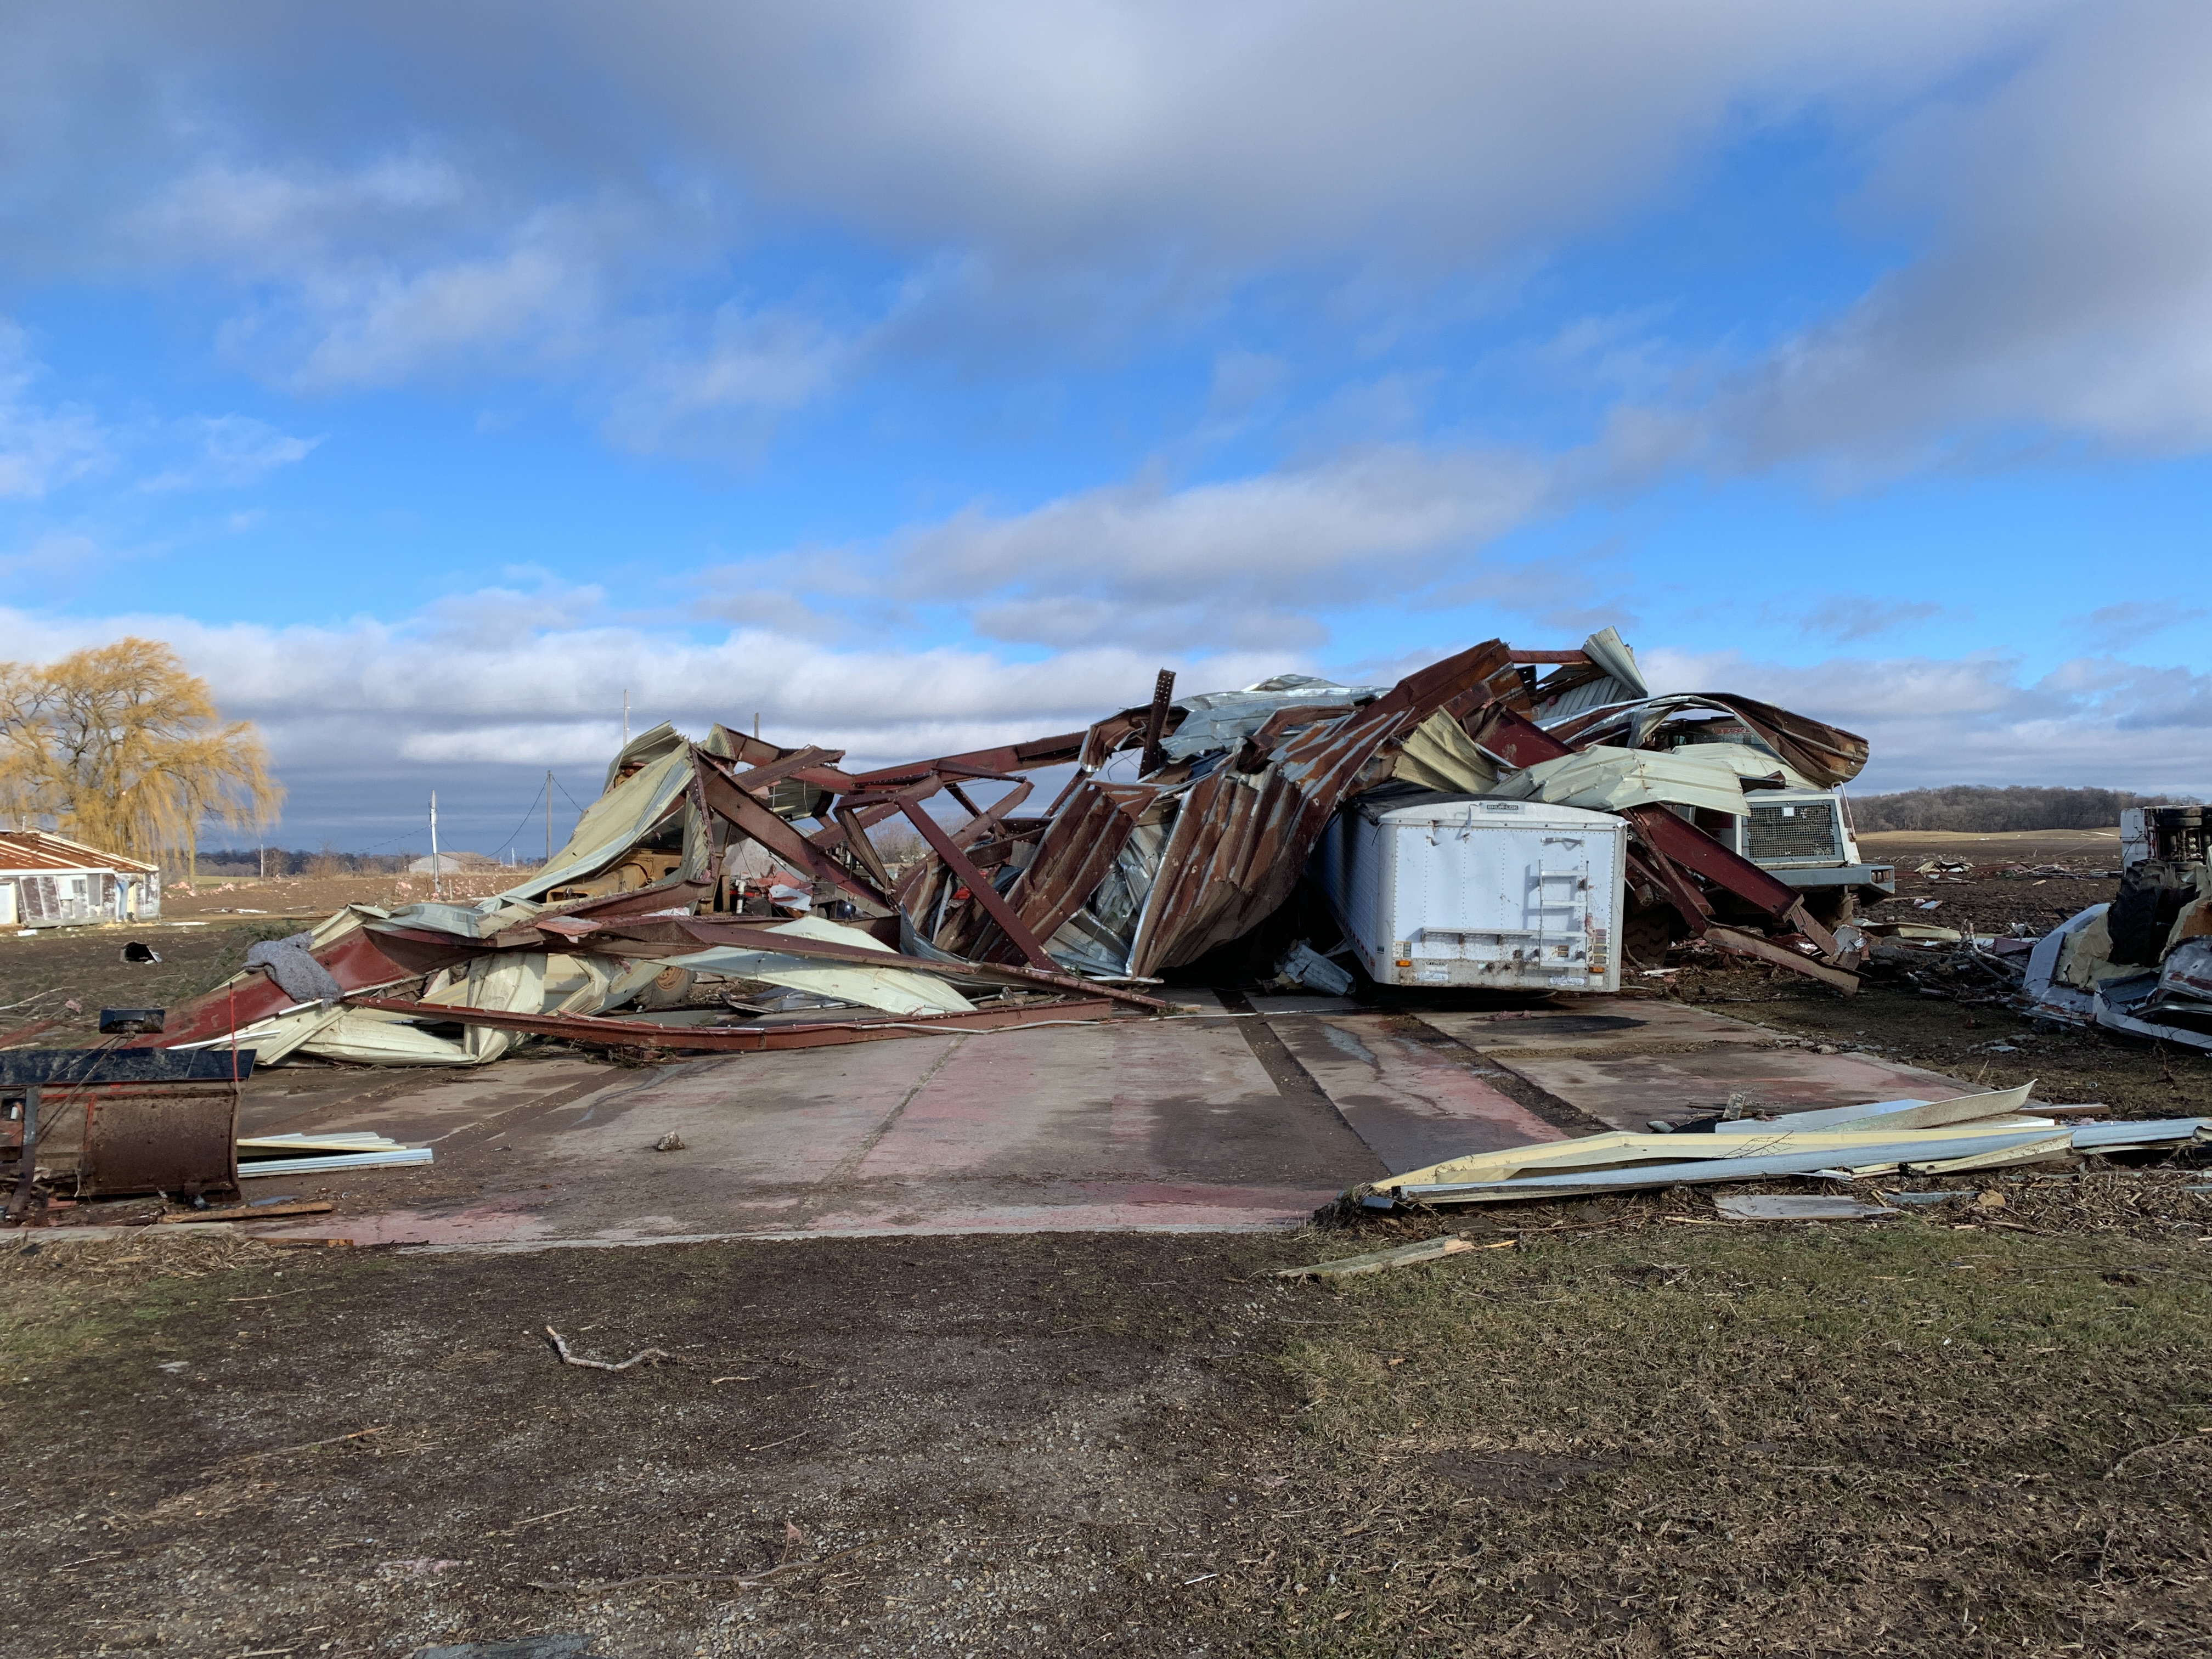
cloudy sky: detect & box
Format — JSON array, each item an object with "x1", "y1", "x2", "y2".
[{"x1": 6, "y1": 0, "x2": 2211, "y2": 854}]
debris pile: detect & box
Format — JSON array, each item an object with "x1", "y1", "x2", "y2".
[
  {"x1": 2022, "y1": 807, "x2": 2212, "y2": 1051},
  {"x1": 1353, "y1": 1081, "x2": 2210, "y2": 1209},
  {"x1": 116, "y1": 629, "x2": 1882, "y2": 1069}
]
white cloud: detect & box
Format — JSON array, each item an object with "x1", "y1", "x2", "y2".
[
  {"x1": 16, "y1": 595, "x2": 2209, "y2": 851},
  {"x1": 594, "y1": 0, "x2": 2052, "y2": 270},
  {"x1": 140, "y1": 414, "x2": 319, "y2": 491},
  {"x1": 0, "y1": 2, "x2": 2075, "y2": 435},
  {"x1": 0, "y1": 321, "x2": 315, "y2": 500},
  {"x1": 899, "y1": 446, "x2": 1550, "y2": 612},
  {"x1": 2073, "y1": 600, "x2": 2209, "y2": 654},
  {"x1": 693, "y1": 443, "x2": 1606, "y2": 652},
  {"x1": 1644, "y1": 644, "x2": 2212, "y2": 795},
  {"x1": 0, "y1": 597, "x2": 1302, "y2": 844},
  {"x1": 1706, "y1": 0, "x2": 2212, "y2": 466},
  {"x1": 0, "y1": 321, "x2": 114, "y2": 498},
  {"x1": 1770, "y1": 595, "x2": 1950, "y2": 645},
  {"x1": 599, "y1": 303, "x2": 850, "y2": 455}
]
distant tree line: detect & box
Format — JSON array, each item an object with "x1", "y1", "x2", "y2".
[
  {"x1": 1848, "y1": 785, "x2": 2196, "y2": 833},
  {"x1": 199, "y1": 847, "x2": 414, "y2": 877}
]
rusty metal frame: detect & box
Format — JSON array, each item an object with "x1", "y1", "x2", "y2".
[
  {"x1": 695, "y1": 753, "x2": 895, "y2": 915},
  {"x1": 347, "y1": 994, "x2": 1128, "y2": 1053},
  {"x1": 889, "y1": 789, "x2": 1059, "y2": 971}
]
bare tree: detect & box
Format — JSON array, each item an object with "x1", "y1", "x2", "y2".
[{"x1": 0, "y1": 637, "x2": 283, "y2": 874}]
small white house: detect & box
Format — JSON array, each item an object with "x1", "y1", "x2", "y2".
[{"x1": 0, "y1": 831, "x2": 162, "y2": 928}]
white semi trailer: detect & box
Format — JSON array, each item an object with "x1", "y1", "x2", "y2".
[{"x1": 1313, "y1": 792, "x2": 1628, "y2": 994}]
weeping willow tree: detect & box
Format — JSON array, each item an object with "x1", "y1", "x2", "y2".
[{"x1": 0, "y1": 638, "x2": 283, "y2": 874}]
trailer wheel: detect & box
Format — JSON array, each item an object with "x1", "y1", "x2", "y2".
[
  {"x1": 1622, "y1": 903, "x2": 1681, "y2": 968},
  {"x1": 1800, "y1": 889, "x2": 1859, "y2": 928}
]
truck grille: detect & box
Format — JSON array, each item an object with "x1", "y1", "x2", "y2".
[{"x1": 1745, "y1": 803, "x2": 1840, "y2": 863}]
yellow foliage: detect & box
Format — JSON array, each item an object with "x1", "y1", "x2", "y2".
[{"x1": 0, "y1": 637, "x2": 283, "y2": 867}]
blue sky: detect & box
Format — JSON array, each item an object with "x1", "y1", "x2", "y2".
[{"x1": 5, "y1": 0, "x2": 2211, "y2": 855}]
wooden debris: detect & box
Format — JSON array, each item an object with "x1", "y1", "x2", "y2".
[
  {"x1": 1274, "y1": 1235, "x2": 1484, "y2": 1279},
  {"x1": 159, "y1": 1200, "x2": 335, "y2": 1224},
  {"x1": 543, "y1": 1324, "x2": 670, "y2": 1372},
  {"x1": 1713, "y1": 1194, "x2": 1898, "y2": 1221}
]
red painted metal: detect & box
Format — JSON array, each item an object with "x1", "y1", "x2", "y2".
[{"x1": 134, "y1": 927, "x2": 472, "y2": 1049}]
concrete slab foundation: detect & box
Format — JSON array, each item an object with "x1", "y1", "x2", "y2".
[{"x1": 91, "y1": 989, "x2": 1990, "y2": 1251}]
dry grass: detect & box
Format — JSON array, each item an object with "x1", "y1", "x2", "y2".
[
  {"x1": 0, "y1": 1231, "x2": 290, "y2": 1380},
  {"x1": 1216, "y1": 1212, "x2": 2212, "y2": 1656}
]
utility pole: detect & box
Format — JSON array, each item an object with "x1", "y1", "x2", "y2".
[
  {"x1": 429, "y1": 791, "x2": 442, "y2": 899},
  {"x1": 545, "y1": 770, "x2": 553, "y2": 868},
  {"x1": 623, "y1": 689, "x2": 630, "y2": 747}
]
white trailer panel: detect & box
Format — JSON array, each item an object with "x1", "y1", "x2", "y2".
[{"x1": 1314, "y1": 793, "x2": 1627, "y2": 992}]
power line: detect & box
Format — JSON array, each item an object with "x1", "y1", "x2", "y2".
[{"x1": 487, "y1": 774, "x2": 552, "y2": 865}]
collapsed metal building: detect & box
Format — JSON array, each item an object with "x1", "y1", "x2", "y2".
[{"x1": 136, "y1": 629, "x2": 1884, "y2": 1065}]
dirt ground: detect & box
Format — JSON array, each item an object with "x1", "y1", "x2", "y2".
[
  {"x1": 4, "y1": 1186, "x2": 2209, "y2": 1659},
  {"x1": 1858, "y1": 827, "x2": 2126, "y2": 869},
  {"x1": 6, "y1": 828, "x2": 2212, "y2": 1656},
  {"x1": 0, "y1": 916, "x2": 303, "y2": 1047},
  {"x1": 1656, "y1": 847, "x2": 2212, "y2": 1123}
]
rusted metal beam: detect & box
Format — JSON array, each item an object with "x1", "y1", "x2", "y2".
[
  {"x1": 1620, "y1": 806, "x2": 1839, "y2": 957},
  {"x1": 707, "y1": 744, "x2": 857, "y2": 797},
  {"x1": 845, "y1": 733, "x2": 1086, "y2": 789},
  {"x1": 695, "y1": 761, "x2": 894, "y2": 915},
  {"x1": 1463, "y1": 704, "x2": 1843, "y2": 961},
  {"x1": 562, "y1": 916, "x2": 1168, "y2": 1011},
  {"x1": 346, "y1": 995, "x2": 1128, "y2": 1053},
  {"x1": 833, "y1": 803, "x2": 898, "y2": 892},
  {"x1": 810, "y1": 798, "x2": 912, "y2": 857},
  {"x1": 1464, "y1": 702, "x2": 1573, "y2": 769},
  {"x1": 894, "y1": 789, "x2": 1060, "y2": 972},
  {"x1": 951, "y1": 779, "x2": 1033, "y2": 849},
  {"x1": 1507, "y1": 650, "x2": 1591, "y2": 664},
  {"x1": 130, "y1": 928, "x2": 475, "y2": 1049},
  {"x1": 1138, "y1": 668, "x2": 1177, "y2": 776},
  {"x1": 1628, "y1": 846, "x2": 1711, "y2": 935}
]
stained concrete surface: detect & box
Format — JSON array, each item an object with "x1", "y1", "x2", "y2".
[
  {"x1": 1268, "y1": 1013, "x2": 1563, "y2": 1175},
  {"x1": 244, "y1": 1012, "x2": 1384, "y2": 1248},
  {"x1": 1420, "y1": 998, "x2": 1784, "y2": 1055},
  {"x1": 188, "y1": 991, "x2": 1981, "y2": 1249},
  {"x1": 1496, "y1": 1047, "x2": 1974, "y2": 1133}
]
